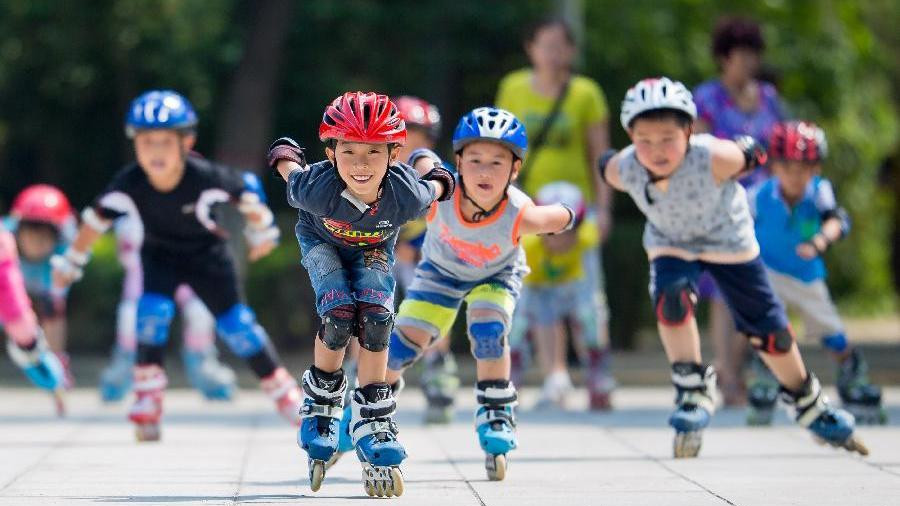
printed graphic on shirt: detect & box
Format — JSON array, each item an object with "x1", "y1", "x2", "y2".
[
  {"x1": 322, "y1": 218, "x2": 388, "y2": 247},
  {"x1": 439, "y1": 223, "x2": 501, "y2": 268}
]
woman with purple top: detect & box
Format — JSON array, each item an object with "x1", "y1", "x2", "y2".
[{"x1": 692, "y1": 16, "x2": 786, "y2": 408}]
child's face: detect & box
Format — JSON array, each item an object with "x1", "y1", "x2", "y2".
[
  {"x1": 396, "y1": 127, "x2": 435, "y2": 165},
  {"x1": 526, "y1": 24, "x2": 575, "y2": 74},
  {"x1": 327, "y1": 140, "x2": 398, "y2": 201},
  {"x1": 772, "y1": 159, "x2": 817, "y2": 201},
  {"x1": 456, "y1": 141, "x2": 520, "y2": 207},
  {"x1": 133, "y1": 130, "x2": 195, "y2": 187},
  {"x1": 17, "y1": 223, "x2": 58, "y2": 261},
  {"x1": 629, "y1": 119, "x2": 691, "y2": 178}
]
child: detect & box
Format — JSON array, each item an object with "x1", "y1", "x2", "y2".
[
  {"x1": 1, "y1": 219, "x2": 66, "y2": 415},
  {"x1": 267, "y1": 91, "x2": 454, "y2": 497},
  {"x1": 5, "y1": 185, "x2": 76, "y2": 388},
  {"x1": 98, "y1": 168, "x2": 267, "y2": 403},
  {"x1": 381, "y1": 106, "x2": 577, "y2": 482},
  {"x1": 599, "y1": 77, "x2": 867, "y2": 457},
  {"x1": 52, "y1": 90, "x2": 298, "y2": 441},
  {"x1": 746, "y1": 120, "x2": 885, "y2": 424},
  {"x1": 509, "y1": 181, "x2": 615, "y2": 410}
]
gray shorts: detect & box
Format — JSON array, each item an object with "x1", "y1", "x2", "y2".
[{"x1": 766, "y1": 268, "x2": 844, "y2": 340}]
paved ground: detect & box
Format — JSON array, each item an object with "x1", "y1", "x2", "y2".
[{"x1": 1, "y1": 386, "x2": 899, "y2": 505}]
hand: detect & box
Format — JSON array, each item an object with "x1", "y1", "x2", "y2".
[
  {"x1": 50, "y1": 249, "x2": 88, "y2": 288},
  {"x1": 248, "y1": 239, "x2": 277, "y2": 262},
  {"x1": 244, "y1": 225, "x2": 280, "y2": 262},
  {"x1": 795, "y1": 242, "x2": 818, "y2": 259}
]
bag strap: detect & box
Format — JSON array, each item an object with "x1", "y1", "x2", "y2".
[{"x1": 519, "y1": 76, "x2": 571, "y2": 191}]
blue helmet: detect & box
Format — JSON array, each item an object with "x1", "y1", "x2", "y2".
[
  {"x1": 125, "y1": 90, "x2": 198, "y2": 138},
  {"x1": 452, "y1": 107, "x2": 527, "y2": 159}
]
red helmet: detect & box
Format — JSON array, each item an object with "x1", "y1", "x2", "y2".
[
  {"x1": 768, "y1": 121, "x2": 828, "y2": 162},
  {"x1": 11, "y1": 184, "x2": 74, "y2": 229},
  {"x1": 393, "y1": 95, "x2": 441, "y2": 139},
  {"x1": 319, "y1": 92, "x2": 407, "y2": 145}
]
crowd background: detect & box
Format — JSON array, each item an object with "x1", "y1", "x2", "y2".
[{"x1": 0, "y1": 0, "x2": 897, "y2": 353}]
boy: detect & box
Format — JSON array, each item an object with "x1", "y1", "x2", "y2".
[
  {"x1": 52, "y1": 90, "x2": 298, "y2": 441},
  {"x1": 382, "y1": 107, "x2": 577, "y2": 481},
  {"x1": 599, "y1": 77, "x2": 867, "y2": 458},
  {"x1": 510, "y1": 181, "x2": 614, "y2": 410},
  {"x1": 268, "y1": 91, "x2": 453, "y2": 497},
  {"x1": 746, "y1": 120, "x2": 885, "y2": 424}
]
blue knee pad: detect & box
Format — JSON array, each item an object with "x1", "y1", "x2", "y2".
[
  {"x1": 387, "y1": 328, "x2": 424, "y2": 371},
  {"x1": 469, "y1": 321, "x2": 507, "y2": 360},
  {"x1": 136, "y1": 293, "x2": 175, "y2": 346},
  {"x1": 216, "y1": 304, "x2": 269, "y2": 358},
  {"x1": 821, "y1": 332, "x2": 848, "y2": 353}
]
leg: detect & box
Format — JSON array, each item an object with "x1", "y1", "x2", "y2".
[
  {"x1": 130, "y1": 291, "x2": 176, "y2": 441},
  {"x1": 175, "y1": 284, "x2": 236, "y2": 401},
  {"x1": 568, "y1": 280, "x2": 615, "y2": 410},
  {"x1": 101, "y1": 243, "x2": 142, "y2": 402}
]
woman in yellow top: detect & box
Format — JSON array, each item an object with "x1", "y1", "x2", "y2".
[{"x1": 496, "y1": 17, "x2": 614, "y2": 409}]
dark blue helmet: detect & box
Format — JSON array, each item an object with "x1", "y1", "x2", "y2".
[
  {"x1": 452, "y1": 107, "x2": 527, "y2": 158},
  {"x1": 125, "y1": 90, "x2": 198, "y2": 138}
]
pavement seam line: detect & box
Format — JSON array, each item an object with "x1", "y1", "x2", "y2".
[
  {"x1": 229, "y1": 409, "x2": 261, "y2": 505},
  {"x1": 604, "y1": 427, "x2": 739, "y2": 506},
  {"x1": 429, "y1": 426, "x2": 489, "y2": 506}
]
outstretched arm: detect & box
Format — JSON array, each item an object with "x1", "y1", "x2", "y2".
[
  {"x1": 711, "y1": 136, "x2": 767, "y2": 184},
  {"x1": 517, "y1": 204, "x2": 576, "y2": 237},
  {"x1": 51, "y1": 210, "x2": 109, "y2": 288}
]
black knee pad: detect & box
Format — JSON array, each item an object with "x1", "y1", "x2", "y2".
[
  {"x1": 654, "y1": 278, "x2": 696, "y2": 327},
  {"x1": 319, "y1": 304, "x2": 356, "y2": 351},
  {"x1": 357, "y1": 302, "x2": 394, "y2": 352},
  {"x1": 749, "y1": 327, "x2": 795, "y2": 355}
]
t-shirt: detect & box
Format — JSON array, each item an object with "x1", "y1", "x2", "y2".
[
  {"x1": 522, "y1": 223, "x2": 599, "y2": 286},
  {"x1": 693, "y1": 79, "x2": 785, "y2": 187},
  {"x1": 287, "y1": 160, "x2": 436, "y2": 250},
  {"x1": 496, "y1": 69, "x2": 608, "y2": 200},
  {"x1": 616, "y1": 134, "x2": 758, "y2": 259},
  {"x1": 750, "y1": 176, "x2": 847, "y2": 282},
  {"x1": 92, "y1": 157, "x2": 248, "y2": 256}
]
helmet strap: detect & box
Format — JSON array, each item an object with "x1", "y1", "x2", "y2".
[{"x1": 458, "y1": 168, "x2": 512, "y2": 223}]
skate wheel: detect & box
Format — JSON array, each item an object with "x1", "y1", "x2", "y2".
[
  {"x1": 389, "y1": 467, "x2": 404, "y2": 497},
  {"x1": 673, "y1": 431, "x2": 702, "y2": 459},
  {"x1": 845, "y1": 435, "x2": 869, "y2": 457},
  {"x1": 486, "y1": 453, "x2": 507, "y2": 481},
  {"x1": 135, "y1": 424, "x2": 160, "y2": 442},
  {"x1": 324, "y1": 451, "x2": 343, "y2": 471},
  {"x1": 309, "y1": 460, "x2": 325, "y2": 492}
]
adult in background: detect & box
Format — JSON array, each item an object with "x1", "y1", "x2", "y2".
[
  {"x1": 496, "y1": 17, "x2": 615, "y2": 409},
  {"x1": 693, "y1": 15, "x2": 786, "y2": 408}
]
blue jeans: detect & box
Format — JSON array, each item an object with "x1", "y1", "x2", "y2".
[{"x1": 299, "y1": 235, "x2": 396, "y2": 316}]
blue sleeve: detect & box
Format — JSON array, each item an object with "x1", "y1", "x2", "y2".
[
  {"x1": 389, "y1": 164, "x2": 437, "y2": 222},
  {"x1": 242, "y1": 172, "x2": 268, "y2": 203},
  {"x1": 286, "y1": 161, "x2": 342, "y2": 216}
]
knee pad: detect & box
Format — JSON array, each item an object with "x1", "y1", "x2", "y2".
[
  {"x1": 821, "y1": 332, "x2": 848, "y2": 353},
  {"x1": 216, "y1": 304, "x2": 270, "y2": 358},
  {"x1": 319, "y1": 304, "x2": 356, "y2": 351},
  {"x1": 387, "y1": 328, "x2": 424, "y2": 371},
  {"x1": 136, "y1": 293, "x2": 175, "y2": 346},
  {"x1": 749, "y1": 327, "x2": 795, "y2": 355},
  {"x1": 357, "y1": 302, "x2": 394, "y2": 352},
  {"x1": 654, "y1": 279, "x2": 696, "y2": 327},
  {"x1": 468, "y1": 311, "x2": 508, "y2": 361}
]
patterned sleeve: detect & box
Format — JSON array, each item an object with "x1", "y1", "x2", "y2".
[{"x1": 92, "y1": 166, "x2": 138, "y2": 221}]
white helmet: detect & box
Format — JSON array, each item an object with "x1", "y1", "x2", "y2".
[{"x1": 620, "y1": 77, "x2": 697, "y2": 130}]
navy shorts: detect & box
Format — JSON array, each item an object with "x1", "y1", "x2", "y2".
[{"x1": 649, "y1": 255, "x2": 788, "y2": 337}]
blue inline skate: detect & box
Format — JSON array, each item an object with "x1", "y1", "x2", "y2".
[
  {"x1": 837, "y1": 349, "x2": 887, "y2": 425},
  {"x1": 475, "y1": 379, "x2": 518, "y2": 481},
  {"x1": 746, "y1": 354, "x2": 779, "y2": 426},
  {"x1": 182, "y1": 346, "x2": 237, "y2": 401},
  {"x1": 297, "y1": 366, "x2": 347, "y2": 492},
  {"x1": 7, "y1": 330, "x2": 66, "y2": 416},
  {"x1": 99, "y1": 345, "x2": 134, "y2": 402},
  {"x1": 349, "y1": 383, "x2": 406, "y2": 497},
  {"x1": 781, "y1": 372, "x2": 868, "y2": 456},
  {"x1": 669, "y1": 362, "x2": 716, "y2": 458}
]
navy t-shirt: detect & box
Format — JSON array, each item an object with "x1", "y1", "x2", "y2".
[{"x1": 287, "y1": 160, "x2": 436, "y2": 249}]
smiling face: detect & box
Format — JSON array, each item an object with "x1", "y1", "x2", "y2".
[
  {"x1": 327, "y1": 140, "x2": 398, "y2": 203},
  {"x1": 456, "y1": 141, "x2": 519, "y2": 210},
  {"x1": 133, "y1": 130, "x2": 195, "y2": 191},
  {"x1": 628, "y1": 118, "x2": 691, "y2": 178}
]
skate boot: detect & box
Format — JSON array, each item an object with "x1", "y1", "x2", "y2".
[
  {"x1": 297, "y1": 367, "x2": 347, "y2": 492},
  {"x1": 261, "y1": 367, "x2": 303, "y2": 426},
  {"x1": 99, "y1": 346, "x2": 135, "y2": 402},
  {"x1": 421, "y1": 350, "x2": 459, "y2": 424},
  {"x1": 837, "y1": 349, "x2": 886, "y2": 425},
  {"x1": 746, "y1": 355, "x2": 779, "y2": 426},
  {"x1": 349, "y1": 383, "x2": 406, "y2": 497},
  {"x1": 6, "y1": 331, "x2": 67, "y2": 416},
  {"x1": 535, "y1": 370, "x2": 573, "y2": 409},
  {"x1": 586, "y1": 348, "x2": 615, "y2": 411},
  {"x1": 669, "y1": 362, "x2": 716, "y2": 458},
  {"x1": 182, "y1": 346, "x2": 237, "y2": 401},
  {"x1": 475, "y1": 380, "x2": 518, "y2": 481},
  {"x1": 781, "y1": 372, "x2": 869, "y2": 456},
  {"x1": 327, "y1": 378, "x2": 403, "y2": 471},
  {"x1": 128, "y1": 365, "x2": 167, "y2": 442}
]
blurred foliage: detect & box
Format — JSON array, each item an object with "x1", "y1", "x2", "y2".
[{"x1": 0, "y1": 0, "x2": 897, "y2": 351}]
